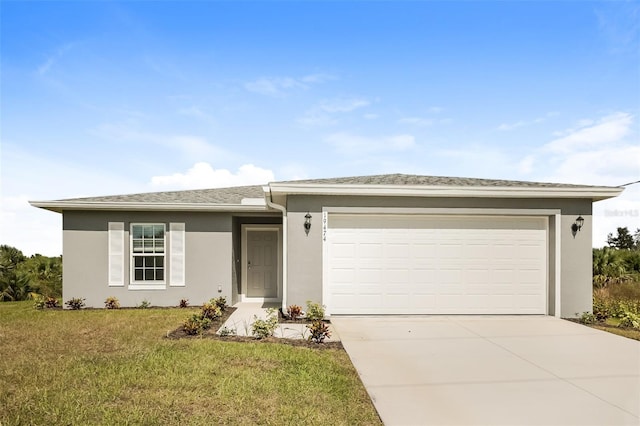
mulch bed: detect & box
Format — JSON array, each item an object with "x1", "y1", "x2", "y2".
[{"x1": 166, "y1": 306, "x2": 342, "y2": 349}]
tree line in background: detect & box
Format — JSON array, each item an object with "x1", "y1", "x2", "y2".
[
  {"x1": 0, "y1": 245, "x2": 62, "y2": 301},
  {"x1": 593, "y1": 227, "x2": 640, "y2": 288}
]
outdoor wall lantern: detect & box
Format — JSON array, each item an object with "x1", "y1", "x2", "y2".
[
  {"x1": 571, "y1": 215, "x2": 585, "y2": 236},
  {"x1": 304, "y1": 213, "x2": 312, "y2": 235}
]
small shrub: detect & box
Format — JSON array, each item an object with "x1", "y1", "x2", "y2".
[
  {"x1": 65, "y1": 297, "x2": 85, "y2": 310},
  {"x1": 210, "y1": 296, "x2": 227, "y2": 312},
  {"x1": 619, "y1": 311, "x2": 640, "y2": 329},
  {"x1": 592, "y1": 297, "x2": 610, "y2": 321},
  {"x1": 34, "y1": 296, "x2": 61, "y2": 310},
  {"x1": 179, "y1": 298, "x2": 189, "y2": 308},
  {"x1": 33, "y1": 297, "x2": 46, "y2": 310},
  {"x1": 183, "y1": 314, "x2": 211, "y2": 335},
  {"x1": 287, "y1": 304, "x2": 303, "y2": 321},
  {"x1": 137, "y1": 300, "x2": 151, "y2": 309},
  {"x1": 306, "y1": 300, "x2": 325, "y2": 321},
  {"x1": 218, "y1": 326, "x2": 237, "y2": 337},
  {"x1": 104, "y1": 296, "x2": 120, "y2": 309},
  {"x1": 251, "y1": 308, "x2": 279, "y2": 339},
  {"x1": 577, "y1": 311, "x2": 596, "y2": 325},
  {"x1": 45, "y1": 297, "x2": 60, "y2": 309},
  {"x1": 307, "y1": 320, "x2": 331, "y2": 343},
  {"x1": 201, "y1": 302, "x2": 222, "y2": 320}
]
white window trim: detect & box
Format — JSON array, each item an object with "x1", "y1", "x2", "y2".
[{"x1": 130, "y1": 223, "x2": 167, "y2": 287}]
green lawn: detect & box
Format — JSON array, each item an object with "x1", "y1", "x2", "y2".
[{"x1": 0, "y1": 302, "x2": 381, "y2": 425}]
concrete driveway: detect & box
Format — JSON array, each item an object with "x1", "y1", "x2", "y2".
[{"x1": 331, "y1": 316, "x2": 640, "y2": 426}]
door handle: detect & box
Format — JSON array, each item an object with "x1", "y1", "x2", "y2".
[{"x1": 248, "y1": 260, "x2": 251, "y2": 269}]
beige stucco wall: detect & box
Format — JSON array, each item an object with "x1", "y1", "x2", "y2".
[
  {"x1": 285, "y1": 195, "x2": 594, "y2": 318},
  {"x1": 62, "y1": 211, "x2": 233, "y2": 307}
]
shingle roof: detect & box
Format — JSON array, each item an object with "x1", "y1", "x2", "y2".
[
  {"x1": 61, "y1": 185, "x2": 265, "y2": 204},
  {"x1": 275, "y1": 173, "x2": 597, "y2": 188},
  {"x1": 36, "y1": 173, "x2": 621, "y2": 207}
]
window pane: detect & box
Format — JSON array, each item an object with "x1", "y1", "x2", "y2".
[
  {"x1": 155, "y1": 240, "x2": 164, "y2": 253},
  {"x1": 154, "y1": 226, "x2": 164, "y2": 238},
  {"x1": 134, "y1": 257, "x2": 143, "y2": 267},
  {"x1": 145, "y1": 269, "x2": 154, "y2": 280},
  {"x1": 133, "y1": 240, "x2": 143, "y2": 253},
  {"x1": 143, "y1": 256, "x2": 154, "y2": 267},
  {"x1": 144, "y1": 240, "x2": 154, "y2": 253},
  {"x1": 156, "y1": 270, "x2": 164, "y2": 281},
  {"x1": 156, "y1": 256, "x2": 164, "y2": 267},
  {"x1": 132, "y1": 226, "x2": 143, "y2": 238},
  {"x1": 143, "y1": 225, "x2": 153, "y2": 238},
  {"x1": 134, "y1": 269, "x2": 144, "y2": 281}
]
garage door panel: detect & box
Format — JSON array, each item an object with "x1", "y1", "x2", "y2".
[{"x1": 326, "y1": 214, "x2": 547, "y2": 315}]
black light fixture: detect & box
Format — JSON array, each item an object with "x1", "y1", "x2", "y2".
[
  {"x1": 304, "y1": 213, "x2": 312, "y2": 235},
  {"x1": 571, "y1": 215, "x2": 585, "y2": 235}
]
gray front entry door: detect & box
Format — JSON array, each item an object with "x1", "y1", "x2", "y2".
[{"x1": 247, "y1": 230, "x2": 278, "y2": 298}]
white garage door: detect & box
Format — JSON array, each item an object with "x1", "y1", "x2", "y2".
[{"x1": 325, "y1": 214, "x2": 547, "y2": 315}]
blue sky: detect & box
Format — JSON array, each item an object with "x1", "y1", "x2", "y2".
[{"x1": 1, "y1": 1, "x2": 639, "y2": 255}]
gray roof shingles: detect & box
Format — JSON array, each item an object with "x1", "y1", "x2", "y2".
[{"x1": 51, "y1": 174, "x2": 614, "y2": 204}]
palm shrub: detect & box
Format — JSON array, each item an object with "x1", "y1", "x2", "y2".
[{"x1": 593, "y1": 248, "x2": 628, "y2": 287}]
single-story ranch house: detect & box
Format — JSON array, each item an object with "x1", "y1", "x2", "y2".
[{"x1": 31, "y1": 174, "x2": 623, "y2": 317}]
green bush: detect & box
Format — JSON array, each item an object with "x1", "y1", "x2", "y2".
[
  {"x1": 307, "y1": 320, "x2": 331, "y2": 343},
  {"x1": 305, "y1": 300, "x2": 325, "y2": 321},
  {"x1": 209, "y1": 296, "x2": 227, "y2": 312},
  {"x1": 218, "y1": 326, "x2": 236, "y2": 337},
  {"x1": 65, "y1": 297, "x2": 85, "y2": 310},
  {"x1": 619, "y1": 311, "x2": 640, "y2": 329},
  {"x1": 104, "y1": 297, "x2": 120, "y2": 309},
  {"x1": 251, "y1": 308, "x2": 279, "y2": 339},
  {"x1": 137, "y1": 300, "x2": 151, "y2": 309},
  {"x1": 201, "y1": 302, "x2": 222, "y2": 320},
  {"x1": 34, "y1": 296, "x2": 60, "y2": 310},
  {"x1": 179, "y1": 298, "x2": 189, "y2": 308},
  {"x1": 183, "y1": 314, "x2": 212, "y2": 335},
  {"x1": 577, "y1": 311, "x2": 597, "y2": 325}
]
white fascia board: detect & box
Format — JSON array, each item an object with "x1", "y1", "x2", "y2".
[
  {"x1": 28, "y1": 201, "x2": 270, "y2": 213},
  {"x1": 268, "y1": 183, "x2": 624, "y2": 201}
]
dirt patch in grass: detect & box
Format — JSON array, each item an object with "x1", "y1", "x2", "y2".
[
  {"x1": 166, "y1": 306, "x2": 236, "y2": 339},
  {"x1": 167, "y1": 307, "x2": 342, "y2": 349}
]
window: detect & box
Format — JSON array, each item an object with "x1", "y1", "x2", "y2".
[{"x1": 131, "y1": 224, "x2": 165, "y2": 283}]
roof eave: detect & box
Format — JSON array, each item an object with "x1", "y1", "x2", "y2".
[
  {"x1": 268, "y1": 184, "x2": 624, "y2": 201},
  {"x1": 28, "y1": 201, "x2": 271, "y2": 214}
]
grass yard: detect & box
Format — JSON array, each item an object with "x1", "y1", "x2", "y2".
[{"x1": 0, "y1": 302, "x2": 381, "y2": 425}]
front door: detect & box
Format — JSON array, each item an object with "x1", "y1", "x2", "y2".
[{"x1": 246, "y1": 230, "x2": 278, "y2": 298}]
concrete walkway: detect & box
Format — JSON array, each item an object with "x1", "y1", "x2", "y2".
[
  {"x1": 332, "y1": 315, "x2": 640, "y2": 426},
  {"x1": 220, "y1": 302, "x2": 340, "y2": 340}
]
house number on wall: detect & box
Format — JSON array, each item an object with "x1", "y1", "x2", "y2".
[{"x1": 322, "y1": 211, "x2": 328, "y2": 241}]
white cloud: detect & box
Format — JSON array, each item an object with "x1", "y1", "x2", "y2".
[
  {"x1": 244, "y1": 73, "x2": 334, "y2": 97},
  {"x1": 91, "y1": 123, "x2": 234, "y2": 163},
  {"x1": 518, "y1": 155, "x2": 535, "y2": 174},
  {"x1": 543, "y1": 112, "x2": 633, "y2": 154},
  {"x1": 535, "y1": 111, "x2": 639, "y2": 246},
  {"x1": 326, "y1": 132, "x2": 416, "y2": 155},
  {"x1": 398, "y1": 117, "x2": 434, "y2": 126},
  {"x1": 298, "y1": 97, "x2": 371, "y2": 127},
  {"x1": 150, "y1": 162, "x2": 275, "y2": 190},
  {"x1": 318, "y1": 97, "x2": 370, "y2": 113},
  {"x1": 36, "y1": 42, "x2": 76, "y2": 76},
  {"x1": 497, "y1": 112, "x2": 560, "y2": 131}
]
